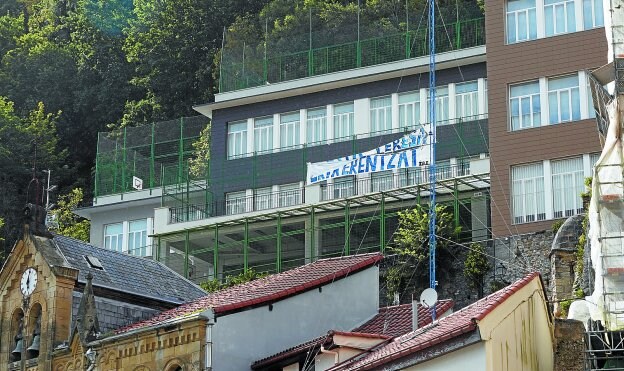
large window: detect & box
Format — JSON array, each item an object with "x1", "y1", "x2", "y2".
[
  {"x1": 399, "y1": 92, "x2": 420, "y2": 129},
  {"x1": 552, "y1": 157, "x2": 584, "y2": 218},
  {"x1": 254, "y1": 187, "x2": 272, "y2": 211},
  {"x1": 427, "y1": 87, "x2": 449, "y2": 124},
  {"x1": 544, "y1": 0, "x2": 576, "y2": 36},
  {"x1": 548, "y1": 75, "x2": 580, "y2": 124},
  {"x1": 254, "y1": 117, "x2": 273, "y2": 154},
  {"x1": 128, "y1": 219, "x2": 148, "y2": 256},
  {"x1": 583, "y1": 0, "x2": 604, "y2": 29},
  {"x1": 455, "y1": 81, "x2": 479, "y2": 121},
  {"x1": 370, "y1": 96, "x2": 392, "y2": 133},
  {"x1": 512, "y1": 163, "x2": 546, "y2": 224},
  {"x1": 507, "y1": 0, "x2": 537, "y2": 43},
  {"x1": 307, "y1": 108, "x2": 327, "y2": 145},
  {"x1": 228, "y1": 121, "x2": 247, "y2": 159},
  {"x1": 371, "y1": 171, "x2": 394, "y2": 192},
  {"x1": 226, "y1": 191, "x2": 246, "y2": 215},
  {"x1": 104, "y1": 223, "x2": 123, "y2": 252},
  {"x1": 280, "y1": 112, "x2": 300, "y2": 149},
  {"x1": 333, "y1": 103, "x2": 354, "y2": 141},
  {"x1": 510, "y1": 81, "x2": 541, "y2": 130},
  {"x1": 279, "y1": 183, "x2": 301, "y2": 207}
]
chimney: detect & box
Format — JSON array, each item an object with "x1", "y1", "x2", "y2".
[{"x1": 412, "y1": 295, "x2": 419, "y2": 331}]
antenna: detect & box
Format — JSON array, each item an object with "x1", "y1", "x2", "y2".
[
  {"x1": 427, "y1": 0, "x2": 438, "y2": 322},
  {"x1": 420, "y1": 287, "x2": 438, "y2": 308}
]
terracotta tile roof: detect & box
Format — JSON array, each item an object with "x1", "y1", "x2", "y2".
[
  {"x1": 116, "y1": 253, "x2": 383, "y2": 334},
  {"x1": 354, "y1": 299, "x2": 454, "y2": 338},
  {"x1": 329, "y1": 272, "x2": 541, "y2": 370},
  {"x1": 251, "y1": 330, "x2": 390, "y2": 369},
  {"x1": 251, "y1": 300, "x2": 452, "y2": 369}
]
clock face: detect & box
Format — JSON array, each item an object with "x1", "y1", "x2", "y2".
[{"x1": 20, "y1": 268, "x2": 38, "y2": 297}]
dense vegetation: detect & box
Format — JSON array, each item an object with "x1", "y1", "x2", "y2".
[{"x1": 0, "y1": 0, "x2": 483, "y2": 257}]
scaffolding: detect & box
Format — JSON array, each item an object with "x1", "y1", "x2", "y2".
[
  {"x1": 94, "y1": 116, "x2": 207, "y2": 198},
  {"x1": 219, "y1": 6, "x2": 485, "y2": 92}
]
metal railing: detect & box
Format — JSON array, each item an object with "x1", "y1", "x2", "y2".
[
  {"x1": 169, "y1": 188, "x2": 306, "y2": 223},
  {"x1": 320, "y1": 163, "x2": 471, "y2": 201},
  {"x1": 220, "y1": 17, "x2": 485, "y2": 92}
]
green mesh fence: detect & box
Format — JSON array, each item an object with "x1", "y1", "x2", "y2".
[
  {"x1": 94, "y1": 116, "x2": 208, "y2": 198},
  {"x1": 220, "y1": 16, "x2": 485, "y2": 93}
]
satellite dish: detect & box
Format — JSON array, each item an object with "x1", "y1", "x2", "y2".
[{"x1": 420, "y1": 288, "x2": 438, "y2": 308}]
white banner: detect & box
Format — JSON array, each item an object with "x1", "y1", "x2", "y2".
[{"x1": 306, "y1": 125, "x2": 430, "y2": 185}]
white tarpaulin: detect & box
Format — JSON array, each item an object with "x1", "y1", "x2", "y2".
[{"x1": 306, "y1": 125, "x2": 430, "y2": 185}]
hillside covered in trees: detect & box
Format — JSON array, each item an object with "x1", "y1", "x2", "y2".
[{"x1": 0, "y1": 0, "x2": 483, "y2": 255}]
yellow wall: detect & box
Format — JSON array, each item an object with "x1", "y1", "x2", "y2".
[
  {"x1": 0, "y1": 235, "x2": 77, "y2": 370},
  {"x1": 478, "y1": 277, "x2": 554, "y2": 371},
  {"x1": 53, "y1": 320, "x2": 206, "y2": 371}
]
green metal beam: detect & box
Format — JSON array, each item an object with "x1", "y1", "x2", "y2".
[
  {"x1": 344, "y1": 201, "x2": 350, "y2": 256},
  {"x1": 184, "y1": 230, "x2": 190, "y2": 278},
  {"x1": 277, "y1": 213, "x2": 282, "y2": 272},
  {"x1": 380, "y1": 194, "x2": 386, "y2": 254},
  {"x1": 244, "y1": 219, "x2": 249, "y2": 271}
]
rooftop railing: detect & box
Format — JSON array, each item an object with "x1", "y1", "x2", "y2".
[{"x1": 219, "y1": 17, "x2": 485, "y2": 93}]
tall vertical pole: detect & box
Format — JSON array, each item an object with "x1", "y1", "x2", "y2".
[{"x1": 427, "y1": 0, "x2": 438, "y2": 315}]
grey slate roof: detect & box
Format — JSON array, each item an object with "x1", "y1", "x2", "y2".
[{"x1": 36, "y1": 234, "x2": 206, "y2": 305}]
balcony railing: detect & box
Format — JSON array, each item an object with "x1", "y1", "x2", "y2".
[
  {"x1": 169, "y1": 188, "x2": 306, "y2": 223},
  {"x1": 219, "y1": 17, "x2": 485, "y2": 92},
  {"x1": 320, "y1": 163, "x2": 471, "y2": 201}
]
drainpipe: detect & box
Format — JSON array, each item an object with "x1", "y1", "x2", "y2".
[{"x1": 320, "y1": 345, "x2": 339, "y2": 365}]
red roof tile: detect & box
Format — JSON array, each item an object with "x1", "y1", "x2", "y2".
[
  {"x1": 116, "y1": 253, "x2": 383, "y2": 334},
  {"x1": 329, "y1": 272, "x2": 541, "y2": 370},
  {"x1": 354, "y1": 299, "x2": 454, "y2": 338}
]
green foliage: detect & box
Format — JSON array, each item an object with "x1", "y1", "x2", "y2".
[
  {"x1": 581, "y1": 176, "x2": 593, "y2": 198},
  {"x1": 48, "y1": 188, "x2": 90, "y2": 242},
  {"x1": 559, "y1": 299, "x2": 572, "y2": 317},
  {"x1": 385, "y1": 266, "x2": 403, "y2": 300},
  {"x1": 391, "y1": 204, "x2": 460, "y2": 261},
  {"x1": 188, "y1": 122, "x2": 211, "y2": 178},
  {"x1": 463, "y1": 242, "x2": 491, "y2": 295},
  {"x1": 386, "y1": 204, "x2": 461, "y2": 296},
  {"x1": 551, "y1": 219, "x2": 564, "y2": 234},
  {"x1": 199, "y1": 269, "x2": 267, "y2": 293},
  {"x1": 489, "y1": 279, "x2": 506, "y2": 292}
]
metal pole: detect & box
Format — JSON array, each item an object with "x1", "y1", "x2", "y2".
[
  {"x1": 380, "y1": 193, "x2": 386, "y2": 253},
  {"x1": 277, "y1": 213, "x2": 282, "y2": 272},
  {"x1": 427, "y1": 0, "x2": 438, "y2": 318},
  {"x1": 219, "y1": 27, "x2": 225, "y2": 92},
  {"x1": 214, "y1": 225, "x2": 219, "y2": 281},
  {"x1": 244, "y1": 219, "x2": 249, "y2": 271},
  {"x1": 150, "y1": 123, "x2": 155, "y2": 188},
  {"x1": 357, "y1": 0, "x2": 362, "y2": 67},
  {"x1": 310, "y1": 206, "x2": 316, "y2": 260},
  {"x1": 344, "y1": 201, "x2": 350, "y2": 255},
  {"x1": 184, "y1": 230, "x2": 190, "y2": 278}
]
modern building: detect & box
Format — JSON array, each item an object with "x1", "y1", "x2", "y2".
[
  {"x1": 486, "y1": 0, "x2": 606, "y2": 237},
  {"x1": 76, "y1": 0, "x2": 607, "y2": 286}
]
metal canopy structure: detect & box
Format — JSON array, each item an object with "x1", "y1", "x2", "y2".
[{"x1": 154, "y1": 172, "x2": 490, "y2": 284}]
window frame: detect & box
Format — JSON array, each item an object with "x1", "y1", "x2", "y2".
[
  {"x1": 227, "y1": 120, "x2": 248, "y2": 160},
  {"x1": 104, "y1": 222, "x2": 124, "y2": 252}
]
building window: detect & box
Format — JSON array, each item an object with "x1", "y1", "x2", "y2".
[
  {"x1": 484, "y1": 79, "x2": 489, "y2": 114},
  {"x1": 371, "y1": 171, "x2": 394, "y2": 192},
  {"x1": 399, "y1": 92, "x2": 420, "y2": 130},
  {"x1": 226, "y1": 191, "x2": 246, "y2": 215},
  {"x1": 307, "y1": 108, "x2": 327, "y2": 145},
  {"x1": 544, "y1": 0, "x2": 576, "y2": 36},
  {"x1": 512, "y1": 163, "x2": 546, "y2": 224},
  {"x1": 104, "y1": 223, "x2": 123, "y2": 252},
  {"x1": 510, "y1": 81, "x2": 541, "y2": 130},
  {"x1": 279, "y1": 183, "x2": 301, "y2": 207},
  {"x1": 583, "y1": 0, "x2": 604, "y2": 29},
  {"x1": 227, "y1": 121, "x2": 247, "y2": 159},
  {"x1": 370, "y1": 96, "x2": 392, "y2": 133},
  {"x1": 280, "y1": 112, "x2": 300, "y2": 149},
  {"x1": 333, "y1": 103, "x2": 354, "y2": 141},
  {"x1": 552, "y1": 157, "x2": 584, "y2": 218},
  {"x1": 399, "y1": 167, "x2": 424, "y2": 187},
  {"x1": 254, "y1": 187, "x2": 272, "y2": 211},
  {"x1": 506, "y1": 0, "x2": 537, "y2": 43},
  {"x1": 127, "y1": 219, "x2": 148, "y2": 256},
  {"x1": 427, "y1": 87, "x2": 449, "y2": 124},
  {"x1": 254, "y1": 117, "x2": 273, "y2": 154},
  {"x1": 455, "y1": 81, "x2": 479, "y2": 121},
  {"x1": 548, "y1": 75, "x2": 580, "y2": 124}
]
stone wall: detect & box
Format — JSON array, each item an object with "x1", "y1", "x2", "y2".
[
  {"x1": 550, "y1": 214, "x2": 585, "y2": 315},
  {"x1": 553, "y1": 319, "x2": 586, "y2": 371},
  {"x1": 489, "y1": 230, "x2": 555, "y2": 298}
]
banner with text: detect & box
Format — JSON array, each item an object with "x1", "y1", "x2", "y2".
[{"x1": 306, "y1": 125, "x2": 430, "y2": 185}]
